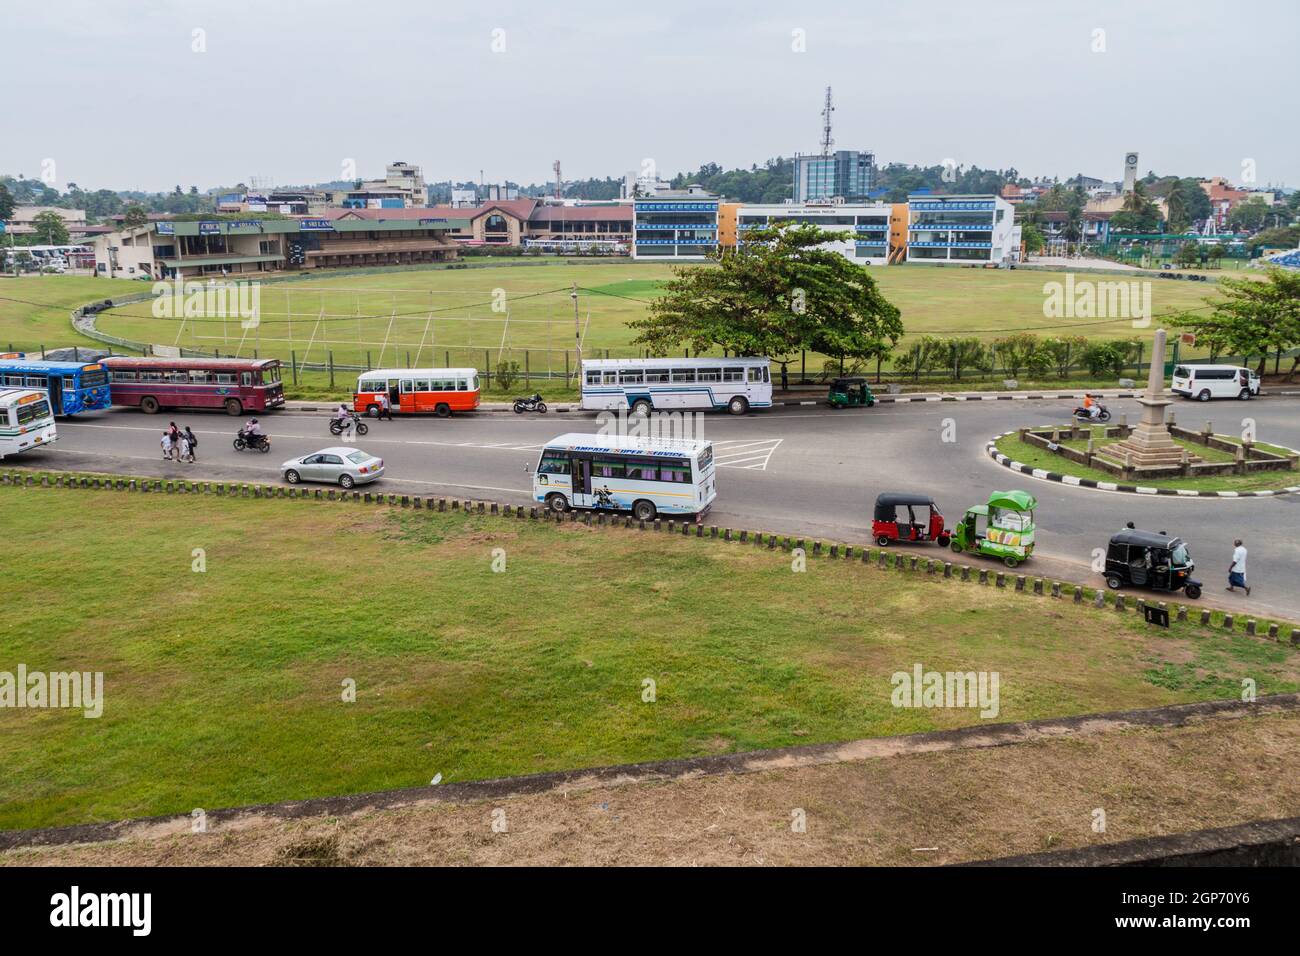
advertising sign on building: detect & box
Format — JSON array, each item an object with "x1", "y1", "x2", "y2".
[{"x1": 298, "y1": 219, "x2": 334, "y2": 231}]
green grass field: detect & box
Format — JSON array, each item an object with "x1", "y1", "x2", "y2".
[
  {"x1": 0, "y1": 275, "x2": 144, "y2": 352},
  {"x1": 76, "y1": 261, "x2": 1220, "y2": 371},
  {"x1": 1, "y1": 486, "x2": 1295, "y2": 830}
]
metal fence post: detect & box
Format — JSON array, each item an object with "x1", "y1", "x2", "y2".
[
  {"x1": 291, "y1": 350, "x2": 298, "y2": 385},
  {"x1": 328, "y1": 351, "x2": 334, "y2": 388}
]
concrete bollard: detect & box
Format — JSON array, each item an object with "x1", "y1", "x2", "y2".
[
  {"x1": 961, "y1": 565, "x2": 970, "y2": 582},
  {"x1": 768, "y1": 535, "x2": 776, "y2": 550},
  {"x1": 1177, "y1": 605, "x2": 1187, "y2": 622},
  {"x1": 1223, "y1": 614, "x2": 1234, "y2": 631},
  {"x1": 1115, "y1": 595, "x2": 1125, "y2": 612},
  {"x1": 996, "y1": 572, "x2": 1005, "y2": 588},
  {"x1": 829, "y1": 544, "x2": 838, "y2": 558},
  {"x1": 944, "y1": 562, "x2": 952, "y2": 578},
  {"x1": 1033, "y1": 578, "x2": 1042, "y2": 595},
  {"x1": 1245, "y1": 620, "x2": 1256, "y2": 636},
  {"x1": 1291, "y1": 629, "x2": 1300, "y2": 647},
  {"x1": 1200, "y1": 609, "x2": 1211, "y2": 626},
  {"x1": 1051, "y1": 581, "x2": 1061, "y2": 599},
  {"x1": 1093, "y1": 591, "x2": 1105, "y2": 608},
  {"x1": 1015, "y1": 576, "x2": 1025, "y2": 592},
  {"x1": 909, "y1": 556, "x2": 918, "y2": 571},
  {"x1": 1073, "y1": 585, "x2": 1082, "y2": 603},
  {"x1": 979, "y1": 569, "x2": 988, "y2": 585},
  {"x1": 1268, "y1": 623, "x2": 1278, "y2": 641}
]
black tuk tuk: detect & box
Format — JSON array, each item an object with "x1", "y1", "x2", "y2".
[{"x1": 1103, "y1": 529, "x2": 1202, "y2": 599}]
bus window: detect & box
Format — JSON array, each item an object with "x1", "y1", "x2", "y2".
[
  {"x1": 660, "y1": 461, "x2": 691, "y2": 483},
  {"x1": 671, "y1": 368, "x2": 695, "y2": 383},
  {"x1": 723, "y1": 367, "x2": 744, "y2": 382},
  {"x1": 400, "y1": 379, "x2": 413, "y2": 393},
  {"x1": 585, "y1": 370, "x2": 602, "y2": 386},
  {"x1": 16, "y1": 397, "x2": 51, "y2": 426},
  {"x1": 169, "y1": 372, "x2": 188, "y2": 383},
  {"x1": 24, "y1": 376, "x2": 46, "y2": 388},
  {"x1": 602, "y1": 371, "x2": 618, "y2": 385},
  {"x1": 215, "y1": 373, "x2": 236, "y2": 384},
  {"x1": 620, "y1": 369, "x2": 644, "y2": 385},
  {"x1": 747, "y1": 367, "x2": 764, "y2": 383},
  {"x1": 697, "y1": 368, "x2": 721, "y2": 383},
  {"x1": 414, "y1": 379, "x2": 430, "y2": 392},
  {"x1": 625, "y1": 459, "x2": 659, "y2": 480},
  {"x1": 241, "y1": 372, "x2": 252, "y2": 386},
  {"x1": 538, "y1": 453, "x2": 570, "y2": 475},
  {"x1": 645, "y1": 368, "x2": 669, "y2": 383},
  {"x1": 591, "y1": 458, "x2": 625, "y2": 479},
  {"x1": 457, "y1": 379, "x2": 468, "y2": 391},
  {"x1": 189, "y1": 371, "x2": 210, "y2": 383}
]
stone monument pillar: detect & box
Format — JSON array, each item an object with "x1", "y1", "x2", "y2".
[{"x1": 1104, "y1": 329, "x2": 1184, "y2": 467}]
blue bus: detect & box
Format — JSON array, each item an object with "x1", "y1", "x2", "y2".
[{"x1": 0, "y1": 356, "x2": 112, "y2": 416}]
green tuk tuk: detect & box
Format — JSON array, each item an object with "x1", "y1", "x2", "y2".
[
  {"x1": 827, "y1": 377, "x2": 875, "y2": 409},
  {"x1": 949, "y1": 490, "x2": 1037, "y2": 568}
]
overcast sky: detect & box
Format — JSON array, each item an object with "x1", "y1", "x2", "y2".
[{"x1": 6, "y1": 0, "x2": 1297, "y2": 193}]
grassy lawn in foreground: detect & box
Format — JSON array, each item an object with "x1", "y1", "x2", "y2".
[
  {"x1": 998, "y1": 427, "x2": 1299, "y2": 491},
  {"x1": 1, "y1": 487, "x2": 1296, "y2": 831}
]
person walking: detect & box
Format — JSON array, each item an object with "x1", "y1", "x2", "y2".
[
  {"x1": 167, "y1": 421, "x2": 180, "y2": 447},
  {"x1": 378, "y1": 391, "x2": 392, "y2": 421},
  {"x1": 1227, "y1": 539, "x2": 1250, "y2": 596},
  {"x1": 178, "y1": 430, "x2": 192, "y2": 463},
  {"x1": 183, "y1": 426, "x2": 198, "y2": 462},
  {"x1": 160, "y1": 431, "x2": 174, "y2": 461}
]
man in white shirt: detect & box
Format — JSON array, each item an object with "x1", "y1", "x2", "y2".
[{"x1": 1227, "y1": 539, "x2": 1250, "y2": 596}]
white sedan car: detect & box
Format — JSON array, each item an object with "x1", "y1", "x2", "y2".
[{"x1": 282, "y1": 447, "x2": 384, "y2": 488}]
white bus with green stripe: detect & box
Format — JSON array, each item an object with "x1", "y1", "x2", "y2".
[
  {"x1": 580, "y1": 357, "x2": 772, "y2": 415},
  {"x1": 532, "y1": 432, "x2": 716, "y2": 522},
  {"x1": 0, "y1": 389, "x2": 57, "y2": 459}
]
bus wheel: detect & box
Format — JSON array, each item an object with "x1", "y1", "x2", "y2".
[
  {"x1": 545, "y1": 493, "x2": 569, "y2": 513},
  {"x1": 727, "y1": 396, "x2": 749, "y2": 415},
  {"x1": 435, "y1": 403, "x2": 451, "y2": 418},
  {"x1": 633, "y1": 499, "x2": 657, "y2": 521},
  {"x1": 366, "y1": 405, "x2": 380, "y2": 418},
  {"x1": 631, "y1": 399, "x2": 653, "y2": 417},
  {"x1": 140, "y1": 396, "x2": 160, "y2": 414},
  {"x1": 224, "y1": 398, "x2": 243, "y2": 416}
]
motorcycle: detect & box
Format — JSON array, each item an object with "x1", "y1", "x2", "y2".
[
  {"x1": 234, "y1": 430, "x2": 271, "y2": 453},
  {"x1": 329, "y1": 413, "x2": 369, "y2": 436},
  {"x1": 1072, "y1": 400, "x2": 1112, "y2": 423},
  {"x1": 513, "y1": 393, "x2": 548, "y2": 414}
]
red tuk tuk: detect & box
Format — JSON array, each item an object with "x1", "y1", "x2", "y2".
[{"x1": 872, "y1": 492, "x2": 951, "y2": 548}]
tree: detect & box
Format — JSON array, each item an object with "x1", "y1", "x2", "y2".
[
  {"x1": 1038, "y1": 335, "x2": 1089, "y2": 379},
  {"x1": 1228, "y1": 198, "x2": 1270, "y2": 233},
  {"x1": 629, "y1": 223, "x2": 903, "y2": 367},
  {"x1": 1175, "y1": 241, "x2": 1201, "y2": 268},
  {"x1": 1171, "y1": 269, "x2": 1300, "y2": 378},
  {"x1": 0, "y1": 183, "x2": 13, "y2": 221},
  {"x1": 991, "y1": 333, "x2": 1041, "y2": 378},
  {"x1": 31, "y1": 210, "x2": 69, "y2": 245},
  {"x1": 1020, "y1": 222, "x2": 1045, "y2": 253},
  {"x1": 122, "y1": 204, "x2": 149, "y2": 228}
]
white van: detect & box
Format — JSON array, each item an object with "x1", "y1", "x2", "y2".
[{"x1": 1171, "y1": 364, "x2": 1260, "y2": 401}]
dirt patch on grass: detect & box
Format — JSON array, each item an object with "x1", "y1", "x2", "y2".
[{"x1": 8, "y1": 706, "x2": 1298, "y2": 867}]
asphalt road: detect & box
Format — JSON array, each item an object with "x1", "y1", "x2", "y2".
[{"x1": 17, "y1": 395, "x2": 1300, "y2": 621}]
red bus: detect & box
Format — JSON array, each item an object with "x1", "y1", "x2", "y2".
[
  {"x1": 353, "y1": 368, "x2": 481, "y2": 418},
  {"x1": 103, "y1": 356, "x2": 286, "y2": 416}
]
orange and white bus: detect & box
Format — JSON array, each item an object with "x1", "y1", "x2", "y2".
[{"x1": 353, "y1": 368, "x2": 481, "y2": 418}]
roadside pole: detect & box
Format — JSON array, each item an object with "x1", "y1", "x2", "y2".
[{"x1": 571, "y1": 282, "x2": 580, "y2": 386}]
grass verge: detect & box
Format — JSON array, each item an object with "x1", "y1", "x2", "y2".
[{"x1": 1, "y1": 484, "x2": 1296, "y2": 830}]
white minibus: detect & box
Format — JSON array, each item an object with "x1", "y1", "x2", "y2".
[
  {"x1": 532, "y1": 432, "x2": 716, "y2": 521},
  {"x1": 580, "y1": 356, "x2": 771, "y2": 415},
  {"x1": 0, "y1": 389, "x2": 57, "y2": 459},
  {"x1": 1170, "y1": 364, "x2": 1260, "y2": 401}
]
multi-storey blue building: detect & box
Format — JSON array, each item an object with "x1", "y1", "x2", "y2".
[
  {"x1": 632, "y1": 186, "x2": 719, "y2": 261},
  {"x1": 793, "y1": 151, "x2": 876, "y2": 203},
  {"x1": 906, "y1": 194, "x2": 1021, "y2": 265}
]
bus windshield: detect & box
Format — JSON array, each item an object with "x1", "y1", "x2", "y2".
[{"x1": 262, "y1": 365, "x2": 282, "y2": 386}]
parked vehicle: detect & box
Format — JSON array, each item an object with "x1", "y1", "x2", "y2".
[
  {"x1": 513, "y1": 393, "x2": 548, "y2": 414},
  {"x1": 949, "y1": 490, "x2": 1037, "y2": 568},
  {"x1": 579, "y1": 357, "x2": 771, "y2": 415},
  {"x1": 1103, "y1": 528, "x2": 1202, "y2": 599},
  {"x1": 871, "y1": 493, "x2": 950, "y2": 547},
  {"x1": 0, "y1": 389, "x2": 57, "y2": 459},
  {"x1": 353, "y1": 368, "x2": 480, "y2": 418},
  {"x1": 282, "y1": 447, "x2": 384, "y2": 488},
  {"x1": 1170, "y1": 364, "x2": 1260, "y2": 402},
  {"x1": 827, "y1": 377, "x2": 875, "y2": 409},
  {"x1": 1072, "y1": 399, "x2": 1112, "y2": 423},
  {"x1": 234, "y1": 429, "x2": 271, "y2": 453},
  {"x1": 531, "y1": 432, "x2": 715, "y2": 521},
  {"x1": 103, "y1": 356, "x2": 285, "y2": 416},
  {"x1": 329, "y1": 412, "x2": 369, "y2": 436}
]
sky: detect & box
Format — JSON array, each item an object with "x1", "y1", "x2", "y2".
[{"x1": 4, "y1": 0, "x2": 1298, "y2": 194}]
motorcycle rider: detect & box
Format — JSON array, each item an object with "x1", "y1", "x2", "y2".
[
  {"x1": 241, "y1": 418, "x2": 265, "y2": 447},
  {"x1": 332, "y1": 403, "x2": 353, "y2": 436}
]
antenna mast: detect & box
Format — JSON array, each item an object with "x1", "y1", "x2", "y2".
[
  {"x1": 553, "y1": 160, "x2": 562, "y2": 199},
  {"x1": 820, "y1": 86, "x2": 834, "y2": 157}
]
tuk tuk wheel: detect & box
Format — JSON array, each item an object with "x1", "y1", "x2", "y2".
[
  {"x1": 866, "y1": 399, "x2": 875, "y2": 407},
  {"x1": 1184, "y1": 583, "x2": 1202, "y2": 599},
  {"x1": 937, "y1": 535, "x2": 951, "y2": 548},
  {"x1": 1003, "y1": 556, "x2": 1019, "y2": 569},
  {"x1": 876, "y1": 536, "x2": 891, "y2": 547},
  {"x1": 1106, "y1": 575, "x2": 1123, "y2": 590},
  {"x1": 949, "y1": 540, "x2": 963, "y2": 554}
]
